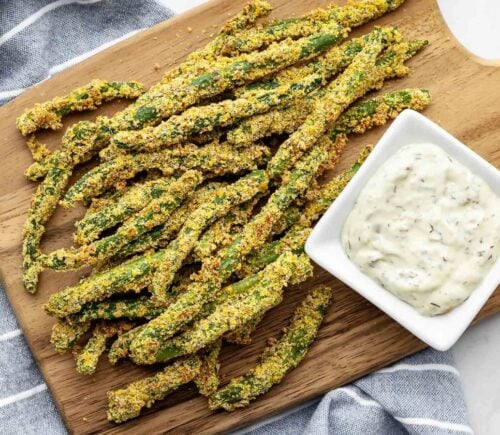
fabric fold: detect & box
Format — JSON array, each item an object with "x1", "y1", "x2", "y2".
[{"x1": 242, "y1": 350, "x2": 471, "y2": 435}]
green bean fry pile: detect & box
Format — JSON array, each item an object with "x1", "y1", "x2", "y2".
[{"x1": 17, "y1": 0, "x2": 432, "y2": 423}]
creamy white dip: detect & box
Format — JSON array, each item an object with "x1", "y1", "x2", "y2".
[{"x1": 342, "y1": 143, "x2": 500, "y2": 316}]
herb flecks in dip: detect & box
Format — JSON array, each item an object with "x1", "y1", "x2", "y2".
[{"x1": 342, "y1": 142, "x2": 500, "y2": 316}]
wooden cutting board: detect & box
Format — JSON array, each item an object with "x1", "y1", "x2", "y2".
[{"x1": 0, "y1": 0, "x2": 499, "y2": 433}]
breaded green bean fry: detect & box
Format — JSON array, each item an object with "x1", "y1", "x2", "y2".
[
  {"x1": 209, "y1": 285, "x2": 332, "y2": 410},
  {"x1": 108, "y1": 325, "x2": 146, "y2": 365},
  {"x1": 68, "y1": 297, "x2": 165, "y2": 325},
  {"x1": 22, "y1": 121, "x2": 99, "y2": 293},
  {"x1": 24, "y1": 116, "x2": 106, "y2": 181},
  {"x1": 76, "y1": 321, "x2": 134, "y2": 375},
  {"x1": 127, "y1": 142, "x2": 330, "y2": 362},
  {"x1": 25, "y1": 135, "x2": 50, "y2": 162},
  {"x1": 160, "y1": 1, "x2": 273, "y2": 82},
  {"x1": 219, "y1": 140, "x2": 331, "y2": 279},
  {"x1": 16, "y1": 80, "x2": 144, "y2": 136},
  {"x1": 269, "y1": 206, "x2": 301, "y2": 236},
  {"x1": 201, "y1": 245, "x2": 313, "y2": 322},
  {"x1": 266, "y1": 38, "x2": 428, "y2": 180},
  {"x1": 242, "y1": 227, "x2": 312, "y2": 278},
  {"x1": 226, "y1": 246, "x2": 315, "y2": 345},
  {"x1": 109, "y1": 71, "x2": 326, "y2": 154},
  {"x1": 22, "y1": 159, "x2": 72, "y2": 293},
  {"x1": 45, "y1": 171, "x2": 202, "y2": 270},
  {"x1": 107, "y1": 356, "x2": 200, "y2": 423},
  {"x1": 235, "y1": 31, "x2": 372, "y2": 98},
  {"x1": 130, "y1": 252, "x2": 312, "y2": 364},
  {"x1": 150, "y1": 170, "x2": 268, "y2": 303},
  {"x1": 74, "y1": 178, "x2": 174, "y2": 245},
  {"x1": 50, "y1": 319, "x2": 91, "y2": 354},
  {"x1": 221, "y1": 245, "x2": 312, "y2": 345},
  {"x1": 327, "y1": 88, "x2": 431, "y2": 142},
  {"x1": 227, "y1": 101, "x2": 314, "y2": 147},
  {"x1": 62, "y1": 141, "x2": 269, "y2": 207},
  {"x1": 225, "y1": 314, "x2": 265, "y2": 345},
  {"x1": 241, "y1": 148, "x2": 374, "y2": 276},
  {"x1": 219, "y1": 1, "x2": 272, "y2": 36},
  {"x1": 23, "y1": 2, "x2": 270, "y2": 179},
  {"x1": 44, "y1": 250, "x2": 164, "y2": 318},
  {"x1": 111, "y1": 226, "x2": 166, "y2": 260},
  {"x1": 266, "y1": 27, "x2": 397, "y2": 180},
  {"x1": 195, "y1": 340, "x2": 222, "y2": 397},
  {"x1": 61, "y1": 143, "x2": 197, "y2": 207},
  {"x1": 114, "y1": 182, "x2": 224, "y2": 259},
  {"x1": 107, "y1": 20, "x2": 345, "y2": 141},
  {"x1": 221, "y1": 0, "x2": 405, "y2": 55},
  {"x1": 194, "y1": 197, "x2": 259, "y2": 261}
]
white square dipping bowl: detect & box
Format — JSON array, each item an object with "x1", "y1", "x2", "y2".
[{"x1": 305, "y1": 109, "x2": 500, "y2": 351}]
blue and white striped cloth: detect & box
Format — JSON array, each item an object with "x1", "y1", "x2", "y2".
[{"x1": 0, "y1": 1, "x2": 472, "y2": 434}]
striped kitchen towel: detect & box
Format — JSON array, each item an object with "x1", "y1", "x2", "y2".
[
  {"x1": 0, "y1": 0, "x2": 173, "y2": 105},
  {"x1": 0, "y1": 1, "x2": 471, "y2": 434},
  {"x1": 240, "y1": 350, "x2": 472, "y2": 435}
]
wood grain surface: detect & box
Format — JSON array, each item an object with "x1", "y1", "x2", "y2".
[{"x1": 0, "y1": 0, "x2": 499, "y2": 433}]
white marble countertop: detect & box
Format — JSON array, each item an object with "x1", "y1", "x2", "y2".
[
  {"x1": 452, "y1": 316, "x2": 500, "y2": 435},
  {"x1": 166, "y1": 0, "x2": 500, "y2": 432}
]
